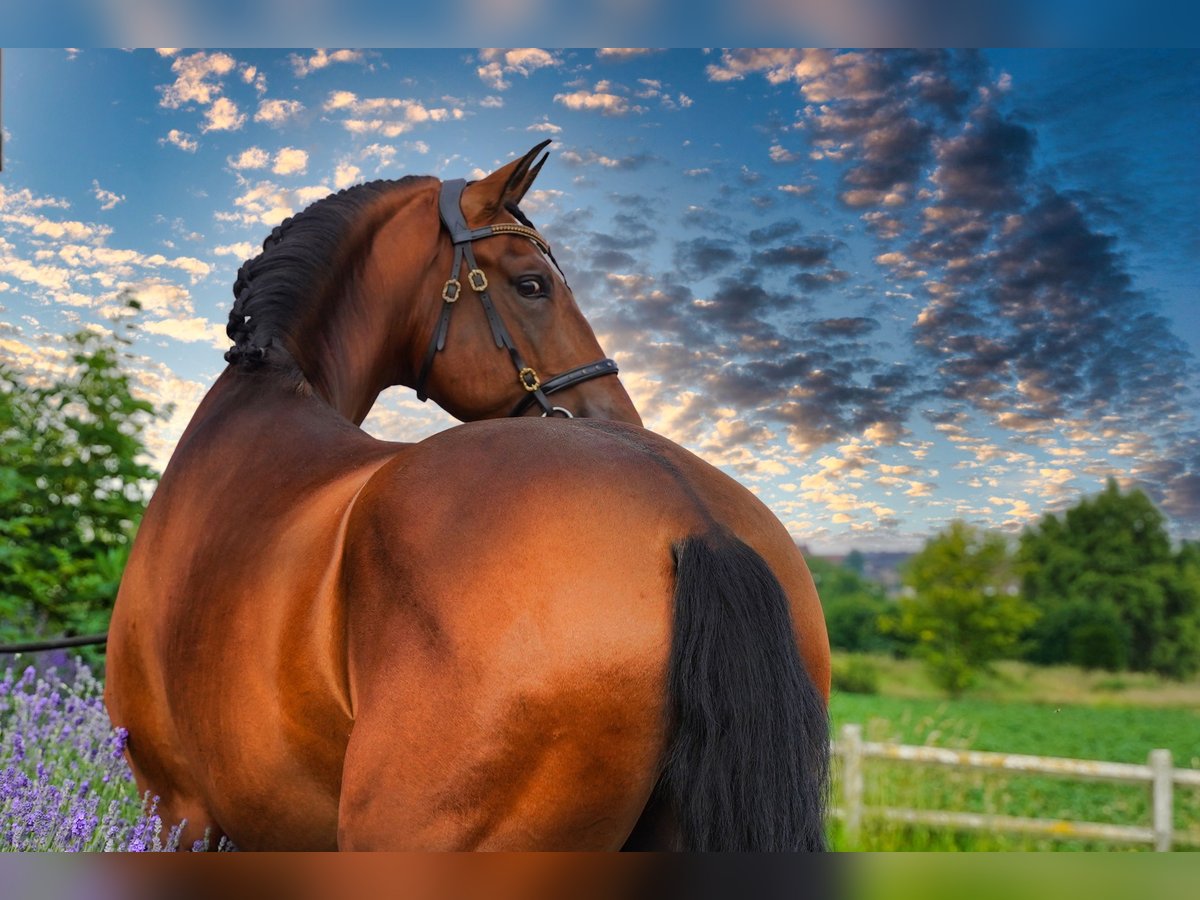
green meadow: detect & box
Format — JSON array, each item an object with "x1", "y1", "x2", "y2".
[{"x1": 826, "y1": 653, "x2": 1200, "y2": 850}]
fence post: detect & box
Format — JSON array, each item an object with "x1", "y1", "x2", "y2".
[
  {"x1": 841, "y1": 723, "x2": 864, "y2": 847},
  {"x1": 1149, "y1": 748, "x2": 1173, "y2": 852}
]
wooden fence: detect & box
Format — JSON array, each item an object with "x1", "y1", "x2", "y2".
[{"x1": 833, "y1": 723, "x2": 1200, "y2": 851}]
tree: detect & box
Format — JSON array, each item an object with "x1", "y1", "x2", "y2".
[
  {"x1": 809, "y1": 556, "x2": 895, "y2": 654},
  {"x1": 1018, "y1": 479, "x2": 1200, "y2": 678},
  {"x1": 0, "y1": 313, "x2": 166, "y2": 643},
  {"x1": 888, "y1": 521, "x2": 1037, "y2": 696}
]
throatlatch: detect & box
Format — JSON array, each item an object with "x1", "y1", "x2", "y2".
[{"x1": 414, "y1": 178, "x2": 618, "y2": 417}]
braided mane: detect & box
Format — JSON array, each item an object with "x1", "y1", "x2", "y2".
[{"x1": 224, "y1": 175, "x2": 433, "y2": 368}]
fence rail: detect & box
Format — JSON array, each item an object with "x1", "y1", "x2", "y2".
[{"x1": 833, "y1": 723, "x2": 1200, "y2": 851}]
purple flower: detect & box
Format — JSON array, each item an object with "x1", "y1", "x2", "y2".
[
  {"x1": 110, "y1": 727, "x2": 129, "y2": 760},
  {"x1": 0, "y1": 658, "x2": 201, "y2": 852}
]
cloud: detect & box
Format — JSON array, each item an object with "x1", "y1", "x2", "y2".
[
  {"x1": 554, "y1": 86, "x2": 642, "y2": 116},
  {"x1": 0, "y1": 186, "x2": 70, "y2": 212},
  {"x1": 240, "y1": 63, "x2": 267, "y2": 95},
  {"x1": 769, "y1": 144, "x2": 801, "y2": 163},
  {"x1": 931, "y1": 108, "x2": 1035, "y2": 211},
  {"x1": 361, "y1": 143, "x2": 398, "y2": 170},
  {"x1": 778, "y1": 184, "x2": 815, "y2": 197},
  {"x1": 596, "y1": 49, "x2": 662, "y2": 60},
  {"x1": 158, "y1": 50, "x2": 237, "y2": 109},
  {"x1": 705, "y1": 48, "x2": 822, "y2": 85},
  {"x1": 212, "y1": 242, "x2": 256, "y2": 259},
  {"x1": 753, "y1": 239, "x2": 842, "y2": 268},
  {"x1": 289, "y1": 49, "x2": 365, "y2": 77},
  {"x1": 558, "y1": 148, "x2": 658, "y2": 170},
  {"x1": 143, "y1": 315, "x2": 226, "y2": 346},
  {"x1": 255, "y1": 98, "x2": 305, "y2": 126},
  {"x1": 1, "y1": 212, "x2": 110, "y2": 243},
  {"x1": 0, "y1": 252, "x2": 73, "y2": 292},
  {"x1": 476, "y1": 48, "x2": 558, "y2": 90},
  {"x1": 159, "y1": 129, "x2": 198, "y2": 152},
  {"x1": 272, "y1": 147, "x2": 309, "y2": 176},
  {"x1": 220, "y1": 179, "x2": 336, "y2": 227},
  {"x1": 201, "y1": 97, "x2": 245, "y2": 132},
  {"x1": 55, "y1": 244, "x2": 211, "y2": 284},
  {"x1": 810, "y1": 318, "x2": 880, "y2": 339},
  {"x1": 748, "y1": 219, "x2": 805, "y2": 244},
  {"x1": 334, "y1": 162, "x2": 361, "y2": 189},
  {"x1": 672, "y1": 237, "x2": 740, "y2": 279},
  {"x1": 323, "y1": 91, "x2": 464, "y2": 137},
  {"x1": 229, "y1": 146, "x2": 270, "y2": 170},
  {"x1": 527, "y1": 118, "x2": 562, "y2": 134},
  {"x1": 91, "y1": 180, "x2": 125, "y2": 211}
]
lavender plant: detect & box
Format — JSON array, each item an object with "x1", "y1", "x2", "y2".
[{"x1": 0, "y1": 660, "x2": 223, "y2": 852}]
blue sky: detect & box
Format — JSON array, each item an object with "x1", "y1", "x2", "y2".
[{"x1": 1, "y1": 48, "x2": 1196, "y2": 553}]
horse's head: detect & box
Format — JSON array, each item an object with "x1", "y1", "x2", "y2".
[{"x1": 401, "y1": 143, "x2": 642, "y2": 425}]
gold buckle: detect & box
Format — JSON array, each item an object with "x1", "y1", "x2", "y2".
[
  {"x1": 468, "y1": 268, "x2": 488, "y2": 292},
  {"x1": 518, "y1": 367, "x2": 541, "y2": 392},
  {"x1": 441, "y1": 279, "x2": 461, "y2": 303}
]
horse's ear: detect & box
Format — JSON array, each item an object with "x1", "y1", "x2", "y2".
[{"x1": 461, "y1": 141, "x2": 551, "y2": 224}]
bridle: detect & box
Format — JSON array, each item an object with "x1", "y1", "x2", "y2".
[{"x1": 414, "y1": 179, "x2": 619, "y2": 418}]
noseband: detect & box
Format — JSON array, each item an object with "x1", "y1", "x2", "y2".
[{"x1": 414, "y1": 179, "x2": 619, "y2": 418}]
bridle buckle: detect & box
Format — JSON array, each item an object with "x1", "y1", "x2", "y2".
[
  {"x1": 467, "y1": 268, "x2": 488, "y2": 292},
  {"x1": 518, "y1": 367, "x2": 541, "y2": 392},
  {"x1": 441, "y1": 278, "x2": 461, "y2": 303}
]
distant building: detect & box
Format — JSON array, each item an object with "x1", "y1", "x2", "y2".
[{"x1": 798, "y1": 545, "x2": 913, "y2": 597}]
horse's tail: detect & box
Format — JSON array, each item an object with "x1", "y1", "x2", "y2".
[{"x1": 656, "y1": 532, "x2": 829, "y2": 851}]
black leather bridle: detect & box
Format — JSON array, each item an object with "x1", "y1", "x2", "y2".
[{"x1": 414, "y1": 179, "x2": 619, "y2": 418}]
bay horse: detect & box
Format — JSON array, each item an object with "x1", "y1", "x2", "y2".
[{"x1": 104, "y1": 142, "x2": 831, "y2": 851}]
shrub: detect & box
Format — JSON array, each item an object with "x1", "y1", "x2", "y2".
[{"x1": 832, "y1": 655, "x2": 881, "y2": 695}]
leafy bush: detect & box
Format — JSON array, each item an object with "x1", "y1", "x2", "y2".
[
  {"x1": 831, "y1": 655, "x2": 881, "y2": 695},
  {"x1": 809, "y1": 557, "x2": 896, "y2": 654},
  {"x1": 0, "y1": 316, "x2": 167, "y2": 648},
  {"x1": 887, "y1": 522, "x2": 1037, "y2": 697},
  {"x1": 1019, "y1": 481, "x2": 1200, "y2": 678}
]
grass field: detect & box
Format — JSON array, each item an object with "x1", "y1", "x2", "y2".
[{"x1": 826, "y1": 653, "x2": 1200, "y2": 850}]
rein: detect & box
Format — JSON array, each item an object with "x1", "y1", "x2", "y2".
[
  {"x1": 0, "y1": 632, "x2": 108, "y2": 654},
  {"x1": 413, "y1": 179, "x2": 618, "y2": 418}
]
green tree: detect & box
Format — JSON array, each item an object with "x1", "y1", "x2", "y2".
[
  {"x1": 809, "y1": 556, "x2": 896, "y2": 654},
  {"x1": 888, "y1": 521, "x2": 1037, "y2": 696},
  {"x1": 1018, "y1": 479, "x2": 1200, "y2": 678},
  {"x1": 0, "y1": 313, "x2": 166, "y2": 643}
]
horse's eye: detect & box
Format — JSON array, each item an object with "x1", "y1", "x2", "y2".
[{"x1": 515, "y1": 277, "x2": 546, "y2": 298}]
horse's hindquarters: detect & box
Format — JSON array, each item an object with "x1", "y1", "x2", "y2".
[{"x1": 336, "y1": 449, "x2": 685, "y2": 849}]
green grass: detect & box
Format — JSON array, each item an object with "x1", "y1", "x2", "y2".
[{"x1": 825, "y1": 654, "x2": 1200, "y2": 850}]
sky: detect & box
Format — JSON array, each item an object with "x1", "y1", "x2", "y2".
[{"x1": 0, "y1": 48, "x2": 1197, "y2": 554}]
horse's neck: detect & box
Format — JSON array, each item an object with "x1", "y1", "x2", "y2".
[
  {"x1": 287, "y1": 189, "x2": 437, "y2": 424},
  {"x1": 173, "y1": 369, "x2": 383, "y2": 467}
]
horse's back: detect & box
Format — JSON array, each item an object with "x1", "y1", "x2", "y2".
[{"x1": 359, "y1": 417, "x2": 828, "y2": 688}]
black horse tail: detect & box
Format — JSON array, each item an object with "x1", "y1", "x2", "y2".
[{"x1": 654, "y1": 531, "x2": 830, "y2": 851}]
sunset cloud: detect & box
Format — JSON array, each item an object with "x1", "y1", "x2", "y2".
[
  {"x1": 289, "y1": 49, "x2": 365, "y2": 78},
  {"x1": 476, "y1": 48, "x2": 558, "y2": 90}
]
